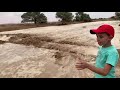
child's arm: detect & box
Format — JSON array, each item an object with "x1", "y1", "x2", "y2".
[{"x1": 76, "y1": 60, "x2": 112, "y2": 76}]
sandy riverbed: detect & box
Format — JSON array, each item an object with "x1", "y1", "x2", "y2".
[{"x1": 0, "y1": 21, "x2": 120, "y2": 78}]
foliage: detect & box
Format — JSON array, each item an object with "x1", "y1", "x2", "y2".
[
  {"x1": 56, "y1": 12, "x2": 74, "y2": 24},
  {"x1": 115, "y1": 12, "x2": 120, "y2": 20},
  {"x1": 74, "y1": 12, "x2": 91, "y2": 22},
  {"x1": 21, "y1": 12, "x2": 47, "y2": 24}
]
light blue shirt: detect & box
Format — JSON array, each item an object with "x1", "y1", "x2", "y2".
[{"x1": 95, "y1": 45, "x2": 119, "y2": 78}]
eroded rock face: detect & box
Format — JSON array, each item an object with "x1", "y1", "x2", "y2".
[{"x1": 0, "y1": 21, "x2": 120, "y2": 78}]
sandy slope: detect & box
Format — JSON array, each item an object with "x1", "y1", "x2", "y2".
[{"x1": 0, "y1": 21, "x2": 120, "y2": 78}]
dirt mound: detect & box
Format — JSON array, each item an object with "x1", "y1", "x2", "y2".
[{"x1": 0, "y1": 40, "x2": 6, "y2": 44}]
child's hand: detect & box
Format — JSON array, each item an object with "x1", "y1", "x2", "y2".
[{"x1": 75, "y1": 60, "x2": 89, "y2": 70}]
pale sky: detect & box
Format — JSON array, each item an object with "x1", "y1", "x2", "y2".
[{"x1": 0, "y1": 12, "x2": 115, "y2": 24}]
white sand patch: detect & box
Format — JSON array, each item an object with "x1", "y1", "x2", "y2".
[{"x1": 0, "y1": 35, "x2": 11, "y2": 41}]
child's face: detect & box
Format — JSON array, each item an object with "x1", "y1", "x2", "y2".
[{"x1": 96, "y1": 33, "x2": 112, "y2": 46}]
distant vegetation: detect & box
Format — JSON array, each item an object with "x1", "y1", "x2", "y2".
[
  {"x1": 56, "y1": 12, "x2": 74, "y2": 25},
  {"x1": 21, "y1": 12, "x2": 92, "y2": 25},
  {"x1": 0, "y1": 12, "x2": 119, "y2": 32},
  {"x1": 21, "y1": 12, "x2": 120, "y2": 25},
  {"x1": 21, "y1": 12, "x2": 47, "y2": 24},
  {"x1": 115, "y1": 12, "x2": 120, "y2": 20},
  {"x1": 74, "y1": 12, "x2": 91, "y2": 22}
]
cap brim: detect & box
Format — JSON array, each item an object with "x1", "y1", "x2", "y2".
[{"x1": 90, "y1": 29, "x2": 97, "y2": 34}]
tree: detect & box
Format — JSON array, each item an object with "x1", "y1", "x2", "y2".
[
  {"x1": 115, "y1": 12, "x2": 120, "y2": 20},
  {"x1": 56, "y1": 12, "x2": 74, "y2": 24},
  {"x1": 75, "y1": 12, "x2": 91, "y2": 22},
  {"x1": 21, "y1": 12, "x2": 47, "y2": 24},
  {"x1": 35, "y1": 13, "x2": 47, "y2": 23},
  {"x1": 74, "y1": 12, "x2": 84, "y2": 21}
]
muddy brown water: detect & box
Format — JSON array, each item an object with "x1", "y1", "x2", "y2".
[{"x1": 0, "y1": 21, "x2": 120, "y2": 78}]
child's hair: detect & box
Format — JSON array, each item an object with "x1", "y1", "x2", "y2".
[{"x1": 102, "y1": 32, "x2": 110, "y2": 36}]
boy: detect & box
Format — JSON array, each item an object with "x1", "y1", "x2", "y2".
[{"x1": 75, "y1": 24, "x2": 119, "y2": 78}]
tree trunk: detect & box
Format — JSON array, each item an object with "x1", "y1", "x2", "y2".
[{"x1": 34, "y1": 18, "x2": 37, "y2": 24}]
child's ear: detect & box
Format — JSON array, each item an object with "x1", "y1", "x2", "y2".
[{"x1": 109, "y1": 35, "x2": 113, "y2": 39}]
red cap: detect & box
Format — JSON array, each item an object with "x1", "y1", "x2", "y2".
[{"x1": 90, "y1": 24, "x2": 114, "y2": 38}]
